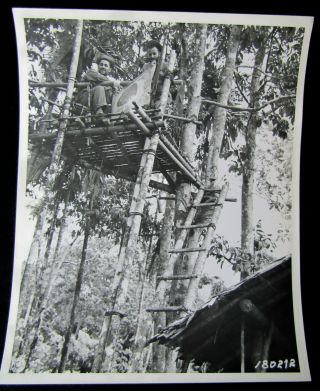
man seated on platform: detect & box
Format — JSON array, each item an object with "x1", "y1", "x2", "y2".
[
  {"x1": 78, "y1": 53, "x2": 121, "y2": 117},
  {"x1": 142, "y1": 40, "x2": 173, "y2": 109}
]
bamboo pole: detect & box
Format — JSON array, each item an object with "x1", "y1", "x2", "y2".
[
  {"x1": 168, "y1": 247, "x2": 207, "y2": 253},
  {"x1": 29, "y1": 121, "x2": 164, "y2": 140},
  {"x1": 116, "y1": 132, "x2": 160, "y2": 309},
  {"x1": 58, "y1": 212, "x2": 91, "y2": 373},
  {"x1": 30, "y1": 81, "x2": 130, "y2": 88},
  {"x1": 192, "y1": 202, "x2": 222, "y2": 207},
  {"x1": 146, "y1": 306, "x2": 187, "y2": 313},
  {"x1": 241, "y1": 317, "x2": 245, "y2": 373},
  {"x1": 30, "y1": 80, "x2": 183, "y2": 89},
  {"x1": 47, "y1": 20, "x2": 83, "y2": 184},
  {"x1": 176, "y1": 223, "x2": 212, "y2": 229},
  {"x1": 132, "y1": 106, "x2": 200, "y2": 185},
  {"x1": 128, "y1": 208, "x2": 158, "y2": 372},
  {"x1": 159, "y1": 134, "x2": 195, "y2": 174},
  {"x1": 159, "y1": 50, "x2": 176, "y2": 113},
  {"x1": 163, "y1": 113, "x2": 202, "y2": 125},
  {"x1": 260, "y1": 321, "x2": 274, "y2": 373},
  {"x1": 202, "y1": 95, "x2": 296, "y2": 113},
  {"x1": 150, "y1": 35, "x2": 168, "y2": 106},
  {"x1": 156, "y1": 274, "x2": 198, "y2": 281},
  {"x1": 158, "y1": 139, "x2": 200, "y2": 186},
  {"x1": 39, "y1": 108, "x2": 161, "y2": 123},
  {"x1": 135, "y1": 104, "x2": 200, "y2": 185}
]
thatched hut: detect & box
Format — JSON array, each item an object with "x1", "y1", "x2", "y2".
[{"x1": 148, "y1": 256, "x2": 300, "y2": 373}]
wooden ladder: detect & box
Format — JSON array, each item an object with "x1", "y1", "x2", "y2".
[{"x1": 146, "y1": 183, "x2": 231, "y2": 314}]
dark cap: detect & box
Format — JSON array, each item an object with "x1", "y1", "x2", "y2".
[
  {"x1": 145, "y1": 40, "x2": 162, "y2": 52},
  {"x1": 95, "y1": 52, "x2": 115, "y2": 64}
]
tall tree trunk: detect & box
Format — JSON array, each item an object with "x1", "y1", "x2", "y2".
[
  {"x1": 15, "y1": 198, "x2": 59, "y2": 362},
  {"x1": 205, "y1": 25, "x2": 242, "y2": 182},
  {"x1": 18, "y1": 208, "x2": 46, "y2": 320},
  {"x1": 45, "y1": 188, "x2": 71, "y2": 301},
  {"x1": 128, "y1": 213, "x2": 157, "y2": 372},
  {"x1": 175, "y1": 24, "x2": 207, "y2": 230},
  {"x1": 150, "y1": 197, "x2": 176, "y2": 372},
  {"x1": 183, "y1": 25, "x2": 242, "y2": 308},
  {"x1": 161, "y1": 25, "x2": 207, "y2": 370},
  {"x1": 42, "y1": 197, "x2": 60, "y2": 271},
  {"x1": 166, "y1": 25, "x2": 207, "y2": 326},
  {"x1": 58, "y1": 215, "x2": 91, "y2": 373},
  {"x1": 13, "y1": 21, "x2": 84, "y2": 370},
  {"x1": 241, "y1": 33, "x2": 267, "y2": 279},
  {"x1": 19, "y1": 189, "x2": 71, "y2": 368},
  {"x1": 174, "y1": 24, "x2": 188, "y2": 145}
]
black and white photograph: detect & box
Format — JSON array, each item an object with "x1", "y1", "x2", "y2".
[{"x1": 0, "y1": 8, "x2": 313, "y2": 384}]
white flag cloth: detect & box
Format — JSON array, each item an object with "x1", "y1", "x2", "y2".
[{"x1": 112, "y1": 63, "x2": 156, "y2": 114}]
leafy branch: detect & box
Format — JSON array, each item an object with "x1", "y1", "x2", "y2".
[{"x1": 202, "y1": 94, "x2": 296, "y2": 112}]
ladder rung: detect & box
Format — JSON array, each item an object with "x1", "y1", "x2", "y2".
[
  {"x1": 156, "y1": 274, "x2": 198, "y2": 281},
  {"x1": 146, "y1": 306, "x2": 187, "y2": 313},
  {"x1": 84, "y1": 209, "x2": 98, "y2": 216},
  {"x1": 192, "y1": 202, "x2": 222, "y2": 207},
  {"x1": 139, "y1": 233, "x2": 159, "y2": 237},
  {"x1": 225, "y1": 197, "x2": 237, "y2": 202},
  {"x1": 203, "y1": 187, "x2": 221, "y2": 192},
  {"x1": 169, "y1": 247, "x2": 207, "y2": 253},
  {"x1": 176, "y1": 223, "x2": 212, "y2": 229},
  {"x1": 104, "y1": 310, "x2": 127, "y2": 317},
  {"x1": 158, "y1": 196, "x2": 176, "y2": 200}
]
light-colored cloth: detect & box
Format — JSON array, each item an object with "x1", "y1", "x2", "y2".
[
  {"x1": 142, "y1": 61, "x2": 172, "y2": 108},
  {"x1": 111, "y1": 63, "x2": 155, "y2": 114}
]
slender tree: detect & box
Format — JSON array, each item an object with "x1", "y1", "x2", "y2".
[
  {"x1": 184, "y1": 25, "x2": 242, "y2": 308},
  {"x1": 240, "y1": 29, "x2": 268, "y2": 279},
  {"x1": 58, "y1": 207, "x2": 92, "y2": 372}
]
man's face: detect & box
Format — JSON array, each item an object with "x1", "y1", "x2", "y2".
[
  {"x1": 147, "y1": 47, "x2": 160, "y2": 63},
  {"x1": 98, "y1": 60, "x2": 110, "y2": 75}
]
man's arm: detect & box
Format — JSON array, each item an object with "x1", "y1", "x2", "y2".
[{"x1": 84, "y1": 69, "x2": 112, "y2": 84}]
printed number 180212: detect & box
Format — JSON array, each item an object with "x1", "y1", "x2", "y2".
[{"x1": 255, "y1": 359, "x2": 296, "y2": 370}]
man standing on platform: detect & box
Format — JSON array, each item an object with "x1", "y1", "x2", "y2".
[{"x1": 142, "y1": 40, "x2": 173, "y2": 109}]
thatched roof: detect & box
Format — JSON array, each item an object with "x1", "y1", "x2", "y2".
[{"x1": 148, "y1": 256, "x2": 299, "y2": 372}]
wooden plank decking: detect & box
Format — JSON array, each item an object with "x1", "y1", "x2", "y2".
[{"x1": 28, "y1": 110, "x2": 201, "y2": 190}]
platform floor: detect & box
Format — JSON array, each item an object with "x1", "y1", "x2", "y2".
[{"x1": 29, "y1": 110, "x2": 200, "y2": 190}]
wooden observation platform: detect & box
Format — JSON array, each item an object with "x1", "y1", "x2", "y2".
[
  {"x1": 28, "y1": 106, "x2": 201, "y2": 193},
  {"x1": 28, "y1": 44, "x2": 201, "y2": 194}
]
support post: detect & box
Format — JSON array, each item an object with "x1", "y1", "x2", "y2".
[
  {"x1": 92, "y1": 111, "x2": 160, "y2": 372},
  {"x1": 241, "y1": 317, "x2": 245, "y2": 373},
  {"x1": 158, "y1": 50, "x2": 176, "y2": 113}
]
